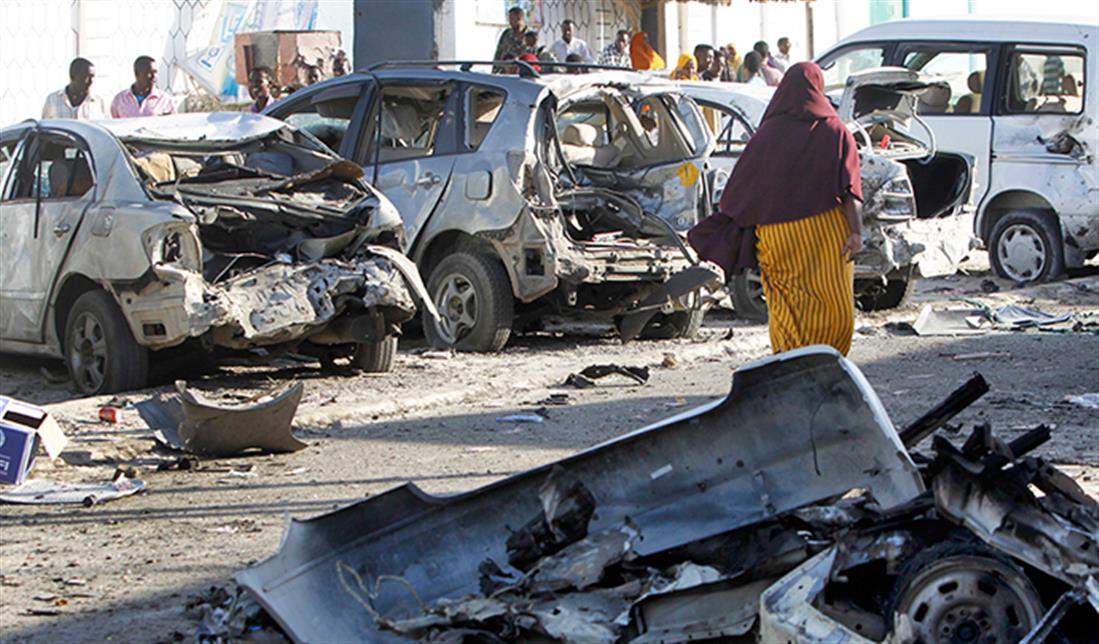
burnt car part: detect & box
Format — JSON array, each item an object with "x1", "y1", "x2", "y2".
[
  {"x1": 237, "y1": 347, "x2": 923, "y2": 642},
  {"x1": 136, "y1": 380, "x2": 306, "y2": 456}
]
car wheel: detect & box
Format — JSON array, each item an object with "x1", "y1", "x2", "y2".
[
  {"x1": 351, "y1": 336, "x2": 397, "y2": 373},
  {"x1": 731, "y1": 269, "x2": 768, "y2": 323},
  {"x1": 64, "y1": 290, "x2": 149, "y2": 395},
  {"x1": 888, "y1": 542, "x2": 1043, "y2": 643},
  {"x1": 856, "y1": 268, "x2": 916, "y2": 311},
  {"x1": 423, "y1": 252, "x2": 513, "y2": 352},
  {"x1": 989, "y1": 211, "x2": 1065, "y2": 283},
  {"x1": 632, "y1": 307, "x2": 705, "y2": 340}
]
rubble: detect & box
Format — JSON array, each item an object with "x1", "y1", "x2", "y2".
[
  {"x1": 230, "y1": 347, "x2": 1097, "y2": 642},
  {"x1": 564, "y1": 364, "x2": 650, "y2": 388},
  {"x1": 0, "y1": 473, "x2": 145, "y2": 507}
]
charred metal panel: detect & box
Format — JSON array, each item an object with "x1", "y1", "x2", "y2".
[{"x1": 237, "y1": 347, "x2": 923, "y2": 642}]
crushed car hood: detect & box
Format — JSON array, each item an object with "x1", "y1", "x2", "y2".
[
  {"x1": 237, "y1": 346, "x2": 923, "y2": 642},
  {"x1": 102, "y1": 112, "x2": 291, "y2": 147}
]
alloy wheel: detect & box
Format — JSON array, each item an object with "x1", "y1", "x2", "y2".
[
  {"x1": 69, "y1": 311, "x2": 108, "y2": 393},
  {"x1": 433, "y1": 272, "x2": 478, "y2": 345}
]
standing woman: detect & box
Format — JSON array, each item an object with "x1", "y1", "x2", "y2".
[{"x1": 688, "y1": 62, "x2": 863, "y2": 355}]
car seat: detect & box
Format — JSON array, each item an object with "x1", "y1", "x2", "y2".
[
  {"x1": 559, "y1": 123, "x2": 621, "y2": 167},
  {"x1": 46, "y1": 156, "x2": 92, "y2": 198},
  {"x1": 954, "y1": 70, "x2": 984, "y2": 114},
  {"x1": 917, "y1": 84, "x2": 951, "y2": 114}
]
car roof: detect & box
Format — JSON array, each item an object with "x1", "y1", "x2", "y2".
[
  {"x1": 832, "y1": 16, "x2": 1098, "y2": 48},
  {"x1": 675, "y1": 82, "x2": 774, "y2": 125},
  {"x1": 100, "y1": 112, "x2": 288, "y2": 144}
]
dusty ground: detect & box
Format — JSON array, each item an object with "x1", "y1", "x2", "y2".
[{"x1": 1, "y1": 254, "x2": 1097, "y2": 642}]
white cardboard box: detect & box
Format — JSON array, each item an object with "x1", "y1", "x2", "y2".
[{"x1": 0, "y1": 397, "x2": 68, "y2": 486}]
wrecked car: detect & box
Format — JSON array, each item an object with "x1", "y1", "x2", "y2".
[
  {"x1": 816, "y1": 18, "x2": 1099, "y2": 284},
  {"x1": 0, "y1": 113, "x2": 434, "y2": 394},
  {"x1": 266, "y1": 64, "x2": 721, "y2": 351},
  {"x1": 680, "y1": 68, "x2": 977, "y2": 320},
  {"x1": 233, "y1": 346, "x2": 1098, "y2": 642}
]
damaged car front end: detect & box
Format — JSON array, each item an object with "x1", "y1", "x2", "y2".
[
  {"x1": 0, "y1": 113, "x2": 434, "y2": 394},
  {"x1": 233, "y1": 347, "x2": 1097, "y2": 642}
]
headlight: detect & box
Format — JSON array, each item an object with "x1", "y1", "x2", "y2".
[{"x1": 877, "y1": 176, "x2": 917, "y2": 221}]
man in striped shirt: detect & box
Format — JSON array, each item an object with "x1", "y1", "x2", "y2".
[
  {"x1": 42, "y1": 58, "x2": 108, "y2": 120},
  {"x1": 599, "y1": 30, "x2": 631, "y2": 68},
  {"x1": 110, "y1": 56, "x2": 176, "y2": 118}
]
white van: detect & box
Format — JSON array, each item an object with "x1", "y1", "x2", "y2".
[{"x1": 817, "y1": 18, "x2": 1098, "y2": 283}]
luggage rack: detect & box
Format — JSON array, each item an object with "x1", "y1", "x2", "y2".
[{"x1": 364, "y1": 59, "x2": 635, "y2": 79}]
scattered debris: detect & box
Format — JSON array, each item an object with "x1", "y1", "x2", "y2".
[
  {"x1": 418, "y1": 350, "x2": 454, "y2": 360},
  {"x1": 1066, "y1": 393, "x2": 1099, "y2": 411},
  {"x1": 991, "y1": 303, "x2": 1074, "y2": 328},
  {"x1": 661, "y1": 352, "x2": 678, "y2": 369},
  {"x1": 97, "y1": 406, "x2": 123, "y2": 424},
  {"x1": 38, "y1": 366, "x2": 70, "y2": 385},
  {"x1": 495, "y1": 414, "x2": 545, "y2": 424},
  {"x1": 0, "y1": 397, "x2": 68, "y2": 485},
  {"x1": 951, "y1": 351, "x2": 1011, "y2": 361},
  {"x1": 980, "y1": 278, "x2": 1000, "y2": 293},
  {"x1": 564, "y1": 364, "x2": 650, "y2": 388},
  {"x1": 912, "y1": 304, "x2": 989, "y2": 336},
  {"x1": 137, "y1": 381, "x2": 306, "y2": 457},
  {"x1": 232, "y1": 348, "x2": 1098, "y2": 642},
  {"x1": 0, "y1": 473, "x2": 145, "y2": 506},
  {"x1": 536, "y1": 393, "x2": 571, "y2": 407}
]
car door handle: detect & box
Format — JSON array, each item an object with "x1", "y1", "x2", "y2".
[
  {"x1": 53, "y1": 222, "x2": 72, "y2": 237},
  {"x1": 415, "y1": 173, "x2": 441, "y2": 188}
]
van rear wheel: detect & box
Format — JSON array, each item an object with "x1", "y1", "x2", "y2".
[
  {"x1": 424, "y1": 252, "x2": 513, "y2": 352},
  {"x1": 64, "y1": 290, "x2": 149, "y2": 395}
]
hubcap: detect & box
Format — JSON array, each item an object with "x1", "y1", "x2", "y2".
[
  {"x1": 69, "y1": 311, "x2": 107, "y2": 392},
  {"x1": 895, "y1": 555, "x2": 1042, "y2": 643},
  {"x1": 432, "y1": 273, "x2": 477, "y2": 344},
  {"x1": 997, "y1": 223, "x2": 1047, "y2": 282}
]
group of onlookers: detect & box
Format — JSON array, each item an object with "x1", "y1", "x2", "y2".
[
  {"x1": 42, "y1": 50, "x2": 352, "y2": 120},
  {"x1": 493, "y1": 6, "x2": 792, "y2": 86},
  {"x1": 671, "y1": 39, "x2": 790, "y2": 86}
]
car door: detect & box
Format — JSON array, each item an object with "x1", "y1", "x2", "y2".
[
  {"x1": 358, "y1": 82, "x2": 461, "y2": 247},
  {"x1": 0, "y1": 130, "x2": 92, "y2": 342},
  {"x1": 896, "y1": 43, "x2": 996, "y2": 216}
]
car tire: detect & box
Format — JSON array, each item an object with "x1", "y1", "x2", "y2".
[
  {"x1": 351, "y1": 336, "x2": 397, "y2": 373},
  {"x1": 423, "y1": 252, "x2": 513, "y2": 352},
  {"x1": 632, "y1": 307, "x2": 706, "y2": 340},
  {"x1": 64, "y1": 290, "x2": 149, "y2": 395},
  {"x1": 856, "y1": 268, "x2": 916, "y2": 311},
  {"x1": 731, "y1": 269, "x2": 768, "y2": 323},
  {"x1": 989, "y1": 211, "x2": 1065, "y2": 283},
  {"x1": 887, "y1": 541, "x2": 1044, "y2": 643}
]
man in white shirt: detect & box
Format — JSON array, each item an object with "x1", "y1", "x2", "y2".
[
  {"x1": 42, "y1": 58, "x2": 108, "y2": 120},
  {"x1": 551, "y1": 20, "x2": 593, "y2": 65},
  {"x1": 774, "y1": 37, "x2": 792, "y2": 72}
]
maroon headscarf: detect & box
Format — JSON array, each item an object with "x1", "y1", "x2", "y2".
[{"x1": 688, "y1": 62, "x2": 862, "y2": 274}]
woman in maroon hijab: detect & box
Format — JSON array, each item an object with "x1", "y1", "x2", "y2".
[{"x1": 688, "y1": 62, "x2": 863, "y2": 355}]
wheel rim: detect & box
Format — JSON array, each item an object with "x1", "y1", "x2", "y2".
[
  {"x1": 432, "y1": 272, "x2": 477, "y2": 345},
  {"x1": 69, "y1": 311, "x2": 107, "y2": 392},
  {"x1": 997, "y1": 223, "x2": 1047, "y2": 282},
  {"x1": 894, "y1": 555, "x2": 1042, "y2": 643},
  {"x1": 745, "y1": 269, "x2": 765, "y2": 305}
]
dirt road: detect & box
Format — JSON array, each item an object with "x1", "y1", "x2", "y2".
[{"x1": 2, "y1": 257, "x2": 1097, "y2": 642}]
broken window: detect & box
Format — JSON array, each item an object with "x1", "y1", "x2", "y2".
[
  {"x1": 820, "y1": 45, "x2": 886, "y2": 92},
  {"x1": 9, "y1": 134, "x2": 93, "y2": 201},
  {"x1": 466, "y1": 86, "x2": 506, "y2": 150},
  {"x1": 0, "y1": 138, "x2": 19, "y2": 200},
  {"x1": 372, "y1": 85, "x2": 453, "y2": 163},
  {"x1": 1006, "y1": 48, "x2": 1085, "y2": 115},
  {"x1": 901, "y1": 47, "x2": 990, "y2": 114}
]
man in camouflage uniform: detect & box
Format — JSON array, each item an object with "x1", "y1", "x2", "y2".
[{"x1": 493, "y1": 6, "x2": 532, "y2": 72}]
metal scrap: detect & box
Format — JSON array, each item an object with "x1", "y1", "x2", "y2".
[
  {"x1": 564, "y1": 364, "x2": 650, "y2": 388},
  {"x1": 137, "y1": 380, "x2": 306, "y2": 457}
]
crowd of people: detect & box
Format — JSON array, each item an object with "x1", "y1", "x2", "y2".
[
  {"x1": 42, "y1": 50, "x2": 352, "y2": 120},
  {"x1": 492, "y1": 6, "x2": 792, "y2": 86}
]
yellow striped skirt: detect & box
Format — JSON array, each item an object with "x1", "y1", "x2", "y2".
[{"x1": 756, "y1": 206, "x2": 855, "y2": 356}]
